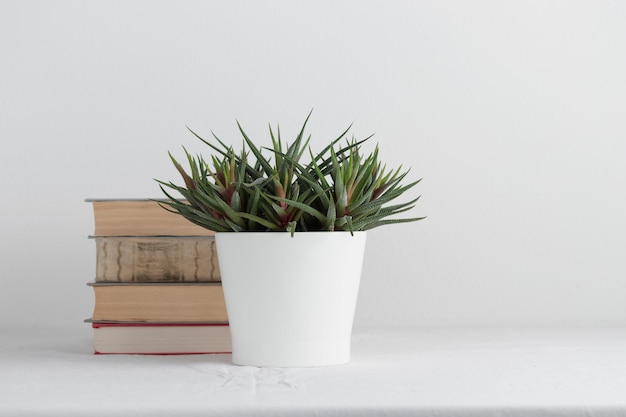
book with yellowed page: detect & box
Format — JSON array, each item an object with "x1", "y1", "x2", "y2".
[
  {"x1": 88, "y1": 321, "x2": 232, "y2": 355},
  {"x1": 89, "y1": 282, "x2": 228, "y2": 323},
  {"x1": 86, "y1": 198, "x2": 214, "y2": 237},
  {"x1": 92, "y1": 235, "x2": 221, "y2": 282}
]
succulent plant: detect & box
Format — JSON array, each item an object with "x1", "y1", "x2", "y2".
[{"x1": 156, "y1": 112, "x2": 424, "y2": 235}]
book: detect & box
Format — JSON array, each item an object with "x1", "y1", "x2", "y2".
[
  {"x1": 89, "y1": 282, "x2": 229, "y2": 323},
  {"x1": 86, "y1": 199, "x2": 228, "y2": 355},
  {"x1": 93, "y1": 236, "x2": 221, "y2": 282},
  {"x1": 90, "y1": 322, "x2": 231, "y2": 354},
  {"x1": 86, "y1": 198, "x2": 214, "y2": 237}
]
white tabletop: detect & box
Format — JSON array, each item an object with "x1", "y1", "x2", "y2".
[{"x1": 1, "y1": 326, "x2": 625, "y2": 416}]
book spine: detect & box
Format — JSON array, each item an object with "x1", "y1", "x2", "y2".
[{"x1": 95, "y1": 237, "x2": 221, "y2": 282}]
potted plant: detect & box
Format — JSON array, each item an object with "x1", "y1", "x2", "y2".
[{"x1": 156, "y1": 112, "x2": 424, "y2": 367}]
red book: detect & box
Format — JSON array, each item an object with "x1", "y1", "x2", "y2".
[{"x1": 90, "y1": 322, "x2": 231, "y2": 355}]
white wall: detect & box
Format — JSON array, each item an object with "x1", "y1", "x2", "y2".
[{"x1": 1, "y1": 1, "x2": 625, "y2": 329}]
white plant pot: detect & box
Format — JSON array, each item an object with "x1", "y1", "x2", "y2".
[{"x1": 215, "y1": 231, "x2": 367, "y2": 367}]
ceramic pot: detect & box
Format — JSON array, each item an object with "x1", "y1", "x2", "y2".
[{"x1": 215, "y1": 232, "x2": 367, "y2": 367}]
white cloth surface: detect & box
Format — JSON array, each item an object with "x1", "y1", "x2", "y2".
[{"x1": 1, "y1": 327, "x2": 626, "y2": 416}]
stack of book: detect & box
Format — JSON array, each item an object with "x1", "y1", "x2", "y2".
[{"x1": 85, "y1": 199, "x2": 231, "y2": 355}]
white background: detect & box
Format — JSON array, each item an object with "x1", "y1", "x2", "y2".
[{"x1": 1, "y1": 1, "x2": 624, "y2": 330}]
